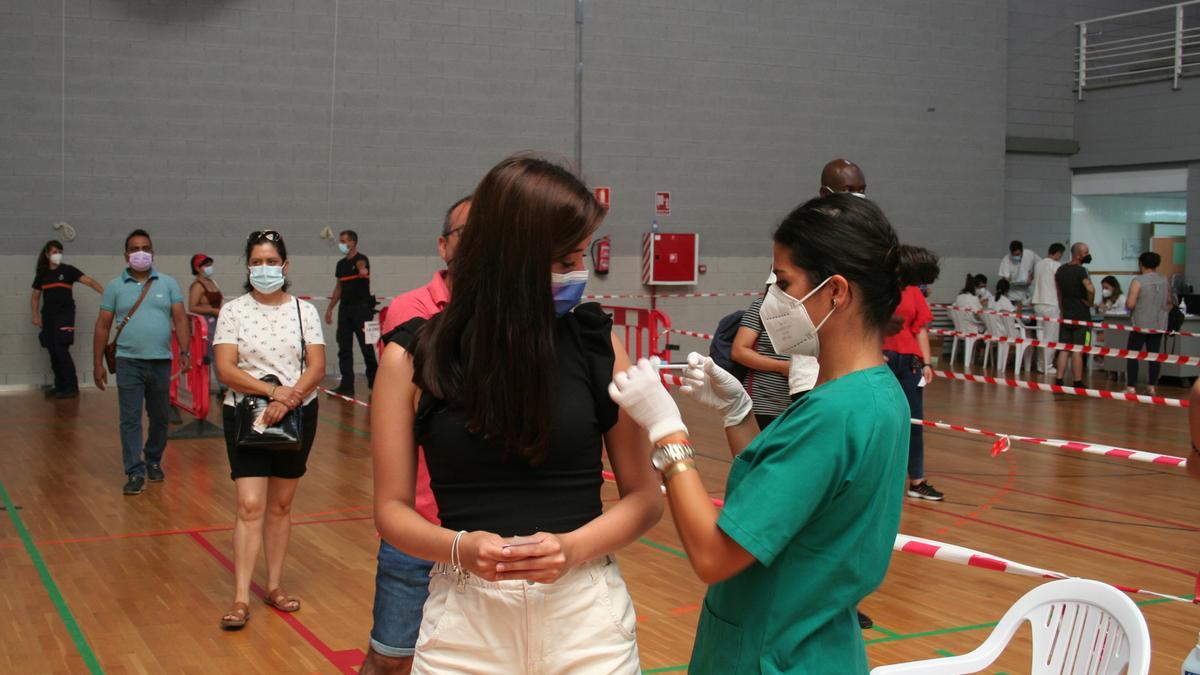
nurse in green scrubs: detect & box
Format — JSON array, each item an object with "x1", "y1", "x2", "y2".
[{"x1": 610, "y1": 193, "x2": 916, "y2": 674}]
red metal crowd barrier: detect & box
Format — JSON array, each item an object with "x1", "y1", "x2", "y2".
[
  {"x1": 602, "y1": 305, "x2": 673, "y2": 362},
  {"x1": 170, "y1": 315, "x2": 221, "y2": 437}
]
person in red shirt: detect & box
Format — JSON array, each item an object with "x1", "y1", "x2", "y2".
[
  {"x1": 361, "y1": 195, "x2": 469, "y2": 675},
  {"x1": 882, "y1": 246, "x2": 943, "y2": 501}
]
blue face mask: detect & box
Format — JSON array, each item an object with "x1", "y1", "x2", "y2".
[
  {"x1": 551, "y1": 270, "x2": 589, "y2": 316},
  {"x1": 248, "y1": 265, "x2": 286, "y2": 293},
  {"x1": 338, "y1": 242, "x2": 350, "y2": 255}
]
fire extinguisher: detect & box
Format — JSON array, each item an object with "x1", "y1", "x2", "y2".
[{"x1": 591, "y1": 236, "x2": 611, "y2": 275}]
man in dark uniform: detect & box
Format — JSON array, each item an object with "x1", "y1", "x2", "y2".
[{"x1": 325, "y1": 229, "x2": 378, "y2": 396}]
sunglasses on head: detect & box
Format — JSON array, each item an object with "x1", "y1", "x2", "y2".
[{"x1": 248, "y1": 230, "x2": 283, "y2": 243}]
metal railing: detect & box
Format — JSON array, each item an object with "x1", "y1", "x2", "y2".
[{"x1": 1075, "y1": 0, "x2": 1200, "y2": 98}]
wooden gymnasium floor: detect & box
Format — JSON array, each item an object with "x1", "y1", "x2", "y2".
[{"x1": 2, "y1": 366, "x2": 1197, "y2": 674}]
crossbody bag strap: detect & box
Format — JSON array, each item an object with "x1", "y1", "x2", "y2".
[
  {"x1": 295, "y1": 298, "x2": 306, "y2": 374},
  {"x1": 111, "y1": 278, "x2": 155, "y2": 346}
]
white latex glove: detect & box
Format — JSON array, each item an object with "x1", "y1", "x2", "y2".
[
  {"x1": 608, "y1": 359, "x2": 688, "y2": 443},
  {"x1": 679, "y1": 352, "x2": 753, "y2": 428}
]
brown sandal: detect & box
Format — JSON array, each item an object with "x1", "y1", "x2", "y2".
[
  {"x1": 220, "y1": 602, "x2": 250, "y2": 630},
  {"x1": 264, "y1": 588, "x2": 300, "y2": 613}
]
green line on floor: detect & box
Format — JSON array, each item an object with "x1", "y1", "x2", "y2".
[
  {"x1": 639, "y1": 537, "x2": 688, "y2": 558},
  {"x1": 0, "y1": 481, "x2": 104, "y2": 674},
  {"x1": 320, "y1": 415, "x2": 370, "y2": 438},
  {"x1": 642, "y1": 665, "x2": 688, "y2": 674},
  {"x1": 872, "y1": 624, "x2": 901, "y2": 638}
]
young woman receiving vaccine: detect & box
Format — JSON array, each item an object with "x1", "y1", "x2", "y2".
[
  {"x1": 610, "y1": 194, "x2": 915, "y2": 673},
  {"x1": 372, "y1": 155, "x2": 661, "y2": 673}
]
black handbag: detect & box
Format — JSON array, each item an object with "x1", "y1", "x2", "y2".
[{"x1": 234, "y1": 299, "x2": 307, "y2": 451}]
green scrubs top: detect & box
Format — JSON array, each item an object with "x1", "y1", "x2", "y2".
[{"x1": 691, "y1": 365, "x2": 909, "y2": 674}]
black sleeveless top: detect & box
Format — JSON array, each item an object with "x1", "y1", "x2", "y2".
[{"x1": 384, "y1": 303, "x2": 618, "y2": 536}]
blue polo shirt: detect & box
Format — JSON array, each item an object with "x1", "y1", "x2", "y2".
[{"x1": 100, "y1": 269, "x2": 184, "y2": 360}]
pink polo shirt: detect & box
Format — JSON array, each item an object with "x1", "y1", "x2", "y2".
[{"x1": 380, "y1": 271, "x2": 451, "y2": 525}]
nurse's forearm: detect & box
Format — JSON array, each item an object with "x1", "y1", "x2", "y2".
[{"x1": 665, "y1": 465, "x2": 755, "y2": 584}]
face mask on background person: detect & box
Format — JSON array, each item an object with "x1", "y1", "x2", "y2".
[
  {"x1": 976, "y1": 287, "x2": 989, "y2": 299},
  {"x1": 49, "y1": 253, "x2": 63, "y2": 265},
  {"x1": 551, "y1": 270, "x2": 589, "y2": 316},
  {"x1": 338, "y1": 242, "x2": 350, "y2": 255},
  {"x1": 249, "y1": 265, "x2": 286, "y2": 293},
  {"x1": 760, "y1": 278, "x2": 835, "y2": 357},
  {"x1": 1102, "y1": 288, "x2": 1112, "y2": 299},
  {"x1": 128, "y1": 251, "x2": 153, "y2": 271},
  {"x1": 1082, "y1": 254, "x2": 1093, "y2": 264},
  {"x1": 1011, "y1": 254, "x2": 1021, "y2": 264},
  {"x1": 202, "y1": 265, "x2": 214, "y2": 278}
]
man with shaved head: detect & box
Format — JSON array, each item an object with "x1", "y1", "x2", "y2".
[
  {"x1": 1054, "y1": 242, "x2": 1095, "y2": 388},
  {"x1": 819, "y1": 159, "x2": 866, "y2": 196}
]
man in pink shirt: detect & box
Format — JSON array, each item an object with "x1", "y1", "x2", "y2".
[{"x1": 362, "y1": 196, "x2": 469, "y2": 675}]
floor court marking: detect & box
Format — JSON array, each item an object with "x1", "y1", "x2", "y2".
[
  {"x1": 1, "y1": 481, "x2": 104, "y2": 674},
  {"x1": 908, "y1": 503, "x2": 1196, "y2": 577},
  {"x1": 188, "y1": 531, "x2": 366, "y2": 674},
  {"x1": 927, "y1": 473, "x2": 1200, "y2": 531},
  {"x1": 0, "y1": 506, "x2": 374, "y2": 549}
]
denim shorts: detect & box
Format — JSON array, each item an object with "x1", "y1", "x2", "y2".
[{"x1": 370, "y1": 541, "x2": 435, "y2": 657}]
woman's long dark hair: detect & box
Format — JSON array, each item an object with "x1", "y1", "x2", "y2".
[
  {"x1": 960, "y1": 273, "x2": 987, "y2": 296},
  {"x1": 995, "y1": 278, "x2": 1010, "y2": 301},
  {"x1": 36, "y1": 240, "x2": 64, "y2": 278},
  {"x1": 413, "y1": 154, "x2": 606, "y2": 464},
  {"x1": 773, "y1": 194, "x2": 926, "y2": 333}
]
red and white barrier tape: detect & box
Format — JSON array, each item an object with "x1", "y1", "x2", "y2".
[
  {"x1": 895, "y1": 534, "x2": 1195, "y2": 604},
  {"x1": 930, "y1": 327, "x2": 1200, "y2": 366},
  {"x1": 934, "y1": 369, "x2": 1188, "y2": 407},
  {"x1": 670, "y1": 329, "x2": 716, "y2": 340},
  {"x1": 913, "y1": 417, "x2": 1187, "y2": 467},
  {"x1": 318, "y1": 386, "x2": 371, "y2": 408},
  {"x1": 933, "y1": 303, "x2": 1199, "y2": 338},
  {"x1": 584, "y1": 291, "x2": 764, "y2": 301}
]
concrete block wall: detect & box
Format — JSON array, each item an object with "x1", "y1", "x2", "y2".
[{"x1": 4, "y1": 0, "x2": 1163, "y2": 386}]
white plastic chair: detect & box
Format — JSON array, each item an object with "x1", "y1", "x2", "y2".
[
  {"x1": 981, "y1": 311, "x2": 1009, "y2": 371},
  {"x1": 871, "y1": 579, "x2": 1150, "y2": 675},
  {"x1": 1008, "y1": 315, "x2": 1034, "y2": 374},
  {"x1": 948, "y1": 309, "x2": 983, "y2": 371}
]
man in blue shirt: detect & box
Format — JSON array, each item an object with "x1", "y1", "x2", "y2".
[{"x1": 92, "y1": 229, "x2": 191, "y2": 496}]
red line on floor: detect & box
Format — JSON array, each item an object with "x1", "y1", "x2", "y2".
[
  {"x1": 927, "y1": 473, "x2": 1200, "y2": 532},
  {"x1": 907, "y1": 503, "x2": 1196, "y2": 577},
  {"x1": 0, "y1": 512, "x2": 374, "y2": 549},
  {"x1": 187, "y1": 531, "x2": 365, "y2": 674}
]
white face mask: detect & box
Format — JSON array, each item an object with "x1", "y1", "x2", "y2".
[
  {"x1": 49, "y1": 253, "x2": 63, "y2": 265},
  {"x1": 202, "y1": 266, "x2": 214, "y2": 278},
  {"x1": 975, "y1": 287, "x2": 989, "y2": 299},
  {"x1": 760, "y1": 278, "x2": 835, "y2": 357},
  {"x1": 1102, "y1": 288, "x2": 1112, "y2": 299}
]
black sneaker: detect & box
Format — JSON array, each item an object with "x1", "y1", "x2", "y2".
[
  {"x1": 1054, "y1": 378, "x2": 1064, "y2": 387},
  {"x1": 858, "y1": 611, "x2": 873, "y2": 629},
  {"x1": 332, "y1": 385, "x2": 355, "y2": 398},
  {"x1": 123, "y1": 475, "x2": 145, "y2": 495},
  {"x1": 906, "y1": 481, "x2": 944, "y2": 501},
  {"x1": 146, "y1": 464, "x2": 165, "y2": 482},
  {"x1": 1072, "y1": 381, "x2": 1085, "y2": 389}
]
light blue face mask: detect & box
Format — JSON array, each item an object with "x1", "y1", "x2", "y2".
[
  {"x1": 248, "y1": 265, "x2": 286, "y2": 293},
  {"x1": 551, "y1": 270, "x2": 589, "y2": 316},
  {"x1": 338, "y1": 242, "x2": 350, "y2": 255}
]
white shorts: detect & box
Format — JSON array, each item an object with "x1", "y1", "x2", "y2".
[{"x1": 412, "y1": 555, "x2": 640, "y2": 675}]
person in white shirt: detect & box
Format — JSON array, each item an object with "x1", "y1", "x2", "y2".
[
  {"x1": 1030, "y1": 243, "x2": 1065, "y2": 373},
  {"x1": 998, "y1": 240, "x2": 1040, "y2": 305},
  {"x1": 1097, "y1": 276, "x2": 1127, "y2": 315},
  {"x1": 992, "y1": 279, "x2": 1016, "y2": 313},
  {"x1": 953, "y1": 274, "x2": 989, "y2": 333}
]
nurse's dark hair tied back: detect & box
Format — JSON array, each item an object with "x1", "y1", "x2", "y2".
[{"x1": 774, "y1": 194, "x2": 938, "y2": 332}]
